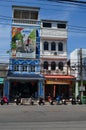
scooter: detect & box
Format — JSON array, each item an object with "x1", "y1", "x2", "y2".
[
  {"x1": 37, "y1": 97, "x2": 45, "y2": 105},
  {"x1": 61, "y1": 98, "x2": 67, "y2": 105},
  {"x1": 15, "y1": 95, "x2": 21, "y2": 105},
  {"x1": 29, "y1": 97, "x2": 34, "y2": 105},
  {"x1": 76, "y1": 97, "x2": 82, "y2": 105},
  {"x1": 1, "y1": 96, "x2": 9, "y2": 105},
  {"x1": 48, "y1": 96, "x2": 54, "y2": 105},
  {"x1": 71, "y1": 97, "x2": 76, "y2": 105}
]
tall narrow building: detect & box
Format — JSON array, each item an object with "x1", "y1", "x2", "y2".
[
  {"x1": 40, "y1": 20, "x2": 75, "y2": 99},
  {"x1": 6, "y1": 6, "x2": 44, "y2": 101}
]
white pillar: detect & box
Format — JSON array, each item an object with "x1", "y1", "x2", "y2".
[{"x1": 75, "y1": 81, "x2": 79, "y2": 98}]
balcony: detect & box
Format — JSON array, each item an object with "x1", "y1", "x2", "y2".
[
  {"x1": 41, "y1": 69, "x2": 67, "y2": 75},
  {"x1": 41, "y1": 28, "x2": 67, "y2": 39},
  {"x1": 12, "y1": 18, "x2": 40, "y2": 26},
  {"x1": 40, "y1": 51, "x2": 67, "y2": 59}
]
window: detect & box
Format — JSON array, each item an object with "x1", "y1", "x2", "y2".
[
  {"x1": 58, "y1": 62, "x2": 64, "y2": 70},
  {"x1": 44, "y1": 41, "x2": 49, "y2": 50},
  {"x1": 13, "y1": 64, "x2": 19, "y2": 71},
  {"x1": 22, "y1": 65, "x2": 27, "y2": 72},
  {"x1": 58, "y1": 42, "x2": 63, "y2": 51},
  {"x1": 14, "y1": 10, "x2": 38, "y2": 20},
  {"x1": 51, "y1": 62, "x2": 56, "y2": 70},
  {"x1": 31, "y1": 65, "x2": 35, "y2": 72},
  {"x1": 51, "y1": 42, "x2": 56, "y2": 51},
  {"x1": 43, "y1": 22, "x2": 51, "y2": 28},
  {"x1": 43, "y1": 61, "x2": 48, "y2": 70},
  {"x1": 57, "y1": 23, "x2": 66, "y2": 29}
]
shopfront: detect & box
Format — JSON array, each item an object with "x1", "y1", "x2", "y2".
[
  {"x1": 44, "y1": 75, "x2": 75, "y2": 100},
  {"x1": 0, "y1": 78, "x2": 4, "y2": 97},
  {"x1": 6, "y1": 73, "x2": 45, "y2": 101}
]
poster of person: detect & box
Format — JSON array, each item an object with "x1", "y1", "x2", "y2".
[{"x1": 11, "y1": 27, "x2": 36, "y2": 58}]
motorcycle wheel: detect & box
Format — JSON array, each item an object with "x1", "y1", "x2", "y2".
[{"x1": 1, "y1": 100, "x2": 4, "y2": 105}]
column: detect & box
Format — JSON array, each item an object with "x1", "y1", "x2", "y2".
[
  {"x1": 38, "y1": 80, "x2": 44, "y2": 98},
  {"x1": 75, "y1": 81, "x2": 79, "y2": 98},
  {"x1": 3, "y1": 80, "x2": 10, "y2": 100}
]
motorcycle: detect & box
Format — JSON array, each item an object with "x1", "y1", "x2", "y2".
[
  {"x1": 71, "y1": 97, "x2": 76, "y2": 105},
  {"x1": 48, "y1": 96, "x2": 54, "y2": 105},
  {"x1": 29, "y1": 97, "x2": 34, "y2": 105},
  {"x1": 1, "y1": 96, "x2": 9, "y2": 105},
  {"x1": 37, "y1": 97, "x2": 45, "y2": 105},
  {"x1": 61, "y1": 98, "x2": 67, "y2": 105},
  {"x1": 14, "y1": 95, "x2": 21, "y2": 105},
  {"x1": 76, "y1": 96, "x2": 82, "y2": 104}
]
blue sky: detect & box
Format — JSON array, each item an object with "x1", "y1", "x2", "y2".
[{"x1": 0, "y1": 0, "x2": 86, "y2": 62}]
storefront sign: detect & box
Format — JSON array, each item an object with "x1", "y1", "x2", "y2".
[
  {"x1": 0, "y1": 78, "x2": 4, "y2": 84},
  {"x1": 46, "y1": 80, "x2": 70, "y2": 84}
]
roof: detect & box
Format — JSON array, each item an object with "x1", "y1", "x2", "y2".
[{"x1": 7, "y1": 72, "x2": 45, "y2": 81}]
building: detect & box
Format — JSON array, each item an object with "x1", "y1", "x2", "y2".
[
  {"x1": 0, "y1": 63, "x2": 9, "y2": 98},
  {"x1": 5, "y1": 6, "x2": 44, "y2": 101},
  {"x1": 40, "y1": 20, "x2": 75, "y2": 99},
  {"x1": 70, "y1": 48, "x2": 86, "y2": 98},
  {"x1": 3, "y1": 5, "x2": 75, "y2": 101}
]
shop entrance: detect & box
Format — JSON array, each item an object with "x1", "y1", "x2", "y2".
[
  {"x1": 0, "y1": 84, "x2": 3, "y2": 98},
  {"x1": 45, "y1": 84, "x2": 69, "y2": 100},
  {"x1": 9, "y1": 81, "x2": 38, "y2": 101}
]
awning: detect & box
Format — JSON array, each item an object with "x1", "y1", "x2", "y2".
[
  {"x1": 7, "y1": 73, "x2": 45, "y2": 81},
  {"x1": 44, "y1": 75, "x2": 75, "y2": 84},
  {"x1": 44, "y1": 75, "x2": 75, "y2": 80}
]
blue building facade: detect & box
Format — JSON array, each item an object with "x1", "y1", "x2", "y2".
[{"x1": 4, "y1": 6, "x2": 45, "y2": 101}]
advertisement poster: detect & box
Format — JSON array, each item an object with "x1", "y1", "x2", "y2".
[{"x1": 11, "y1": 27, "x2": 36, "y2": 58}]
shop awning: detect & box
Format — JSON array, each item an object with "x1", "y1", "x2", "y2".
[
  {"x1": 7, "y1": 73, "x2": 45, "y2": 81},
  {"x1": 44, "y1": 75, "x2": 75, "y2": 80},
  {"x1": 44, "y1": 75, "x2": 75, "y2": 84}
]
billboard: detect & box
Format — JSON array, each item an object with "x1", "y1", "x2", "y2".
[{"x1": 11, "y1": 27, "x2": 37, "y2": 58}]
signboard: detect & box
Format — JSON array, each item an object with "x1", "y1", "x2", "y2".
[
  {"x1": 80, "y1": 86, "x2": 85, "y2": 91},
  {"x1": 0, "y1": 78, "x2": 4, "y2": 84},
  {"x1": 11, "y1": 27, "x2": 37, "y2": 58}
]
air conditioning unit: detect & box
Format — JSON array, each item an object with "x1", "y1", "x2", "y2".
[{"x1": 54, "y1": 52, "x2": 57, "y2": 55}]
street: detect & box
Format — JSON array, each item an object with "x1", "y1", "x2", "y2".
[{"x1": 0, "y1": 104, "x2": 86, "y2": 129}]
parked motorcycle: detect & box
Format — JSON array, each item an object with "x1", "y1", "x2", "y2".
[
  {"x1": 71, "y1": 97, "x2": 76, "y2": 105},
  {"x1": 37, "y1": 97, "x2": 45, "y2": 105},
  {"x1": 29, "y1": 97, "x2": 34, "y2": 105},
  {"x1": 56, "y1": 95, "x2": 62, "y2": 105},
  {"x1": 15, "y1": 94, "x2": 21, "y2": 105},
  {"x1": 48, "y1": 96, "x2": 54, "y2": 105},
  {"x1": 61, "y1": 98, "x2": 67, "y2": 105},
  {"x1": 76, "y1": 96, "x2": 82, "y2": 104},
  {"x1": 1, "y1": 96, "x2": 9, "y2": 105}
]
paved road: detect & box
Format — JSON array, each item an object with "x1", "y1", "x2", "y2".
[{"x1": 0, "y1": 104, "x2": 86, "y2": 129}]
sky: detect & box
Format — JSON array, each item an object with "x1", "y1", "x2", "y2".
[{"x1": 0, "y1": 0, "x2": 86, "y2": 62}]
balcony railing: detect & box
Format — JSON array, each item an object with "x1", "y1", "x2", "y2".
[
  {"x1": 12, "y1": 18, "x2": 40, "y2": 26},
  {"x1": 41, "y1": 69, "x2": 67, "y2": 75},
  {"x1": 41, "y1": 28, "x2": 67, "y2": 39}
]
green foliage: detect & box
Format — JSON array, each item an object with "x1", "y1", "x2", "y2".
[
  {"x1": 11, "y1": 42, "x2": 16, "y2": 49},
  {"x1": 29, "y1": 29, "x2": 36, "y2": 40}
]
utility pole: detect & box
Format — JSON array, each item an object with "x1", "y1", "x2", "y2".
[{"x1": 79, "y1": 48, "x2": 83, "y2": 98}]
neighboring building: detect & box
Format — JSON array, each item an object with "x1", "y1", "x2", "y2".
[
  {"x1": 0, "y1": 63, "x2": 9, "y2": 98},
  {"x1": 70, "y1": 48, "x2": 86, "y2": 98},
  {"x1": 5, "y1": 6, "x2": 44, "y2": 101},
  {"x1": 40, "y1": 20, "x2": 75, "y2": 99}
]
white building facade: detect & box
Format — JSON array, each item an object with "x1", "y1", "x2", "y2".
[
  {"x1": 40, "y1": 20, "x2": 75, "y2": 99},
  {"x1": 70, "y1": 48, "x2": 86, "y2": 98}
]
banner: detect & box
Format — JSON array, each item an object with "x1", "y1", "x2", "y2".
[{"x1": 11, "y1": 27, "x2": 36, "y2": 58}]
